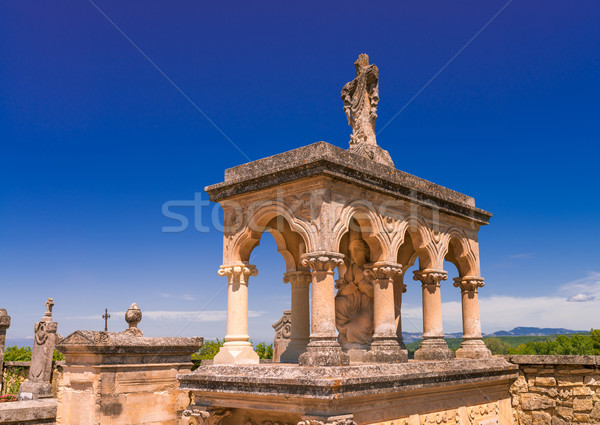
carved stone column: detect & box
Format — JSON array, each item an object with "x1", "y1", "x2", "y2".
[
  {"x1": 0, "y1": 309, "x2": 10, "y2": 394},
  {"x1": 298, "y1": 252, "x2": 349, "y2": 366},
  {"x1": 393, "y1": 276, "x2": 408, "y2": 350},
  {"x1": 453, "y1": 277, "x2": 492, "y2": 359},
  {"x1": 413, "y1": 270, "x2": 453, "y2": 360},
  {"x1": 281, "y1": 270, "x2": 312, "y2": 363},
  {"x1": 363, "y1": 262, "x2": 407, "y2": 363},
  {"x1": 214, "y1": 263, "x2": 259, "y2": 365}
]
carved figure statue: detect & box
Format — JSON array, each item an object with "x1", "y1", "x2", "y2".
[
  {"x1": 335, "y1": 235, "x2": 374, "y2": 349},
  {"x1": 341, "y1": 54, "x2": 394, "y2": 167}
]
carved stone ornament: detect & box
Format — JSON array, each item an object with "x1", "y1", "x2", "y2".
[
  {"x1": 467, "y1": 402, "x2": 499, "y2": 424},
  {"x1": 413, "y1": 269, "x2": 448, "y2": 287},
  {"x1": 218, "y1": 263, "x2": 258, "y2": 284},
  {"x1": 272, "y1": 310, "x2": 292, "y2": 340},
  {"x1": 341, "y1": 53, "x2": 394, "y2": 167},
  {"x1": 283, "y1": 271, "x2": 312, "y2": 287},
  {"x1": 300, "y1": 252, "x2": 345, "y2": 273},
  {"x1": 298, "y1": 415, "x2": 357, "y2": 425},
  {"x1": 363, "y1": 262, "x2": 403, "y2": 282},
  {"x1": 182, "y1": 408, "x2": 232, "y2": 425},
  {"x1": 422, "y1": 409, "x2": 461, "y2": 425},
  {"x1": 453, "y1": 277, "x2": 485, "y2": 293},
  {"x1": 124, "y1": 302, "x2": 143, "y2": 336}
]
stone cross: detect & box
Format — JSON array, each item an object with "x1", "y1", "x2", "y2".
[
  {"x1": 45, "y1": 298, "x2": 54, "y2": 317},
  {"x1": 0, "y1": 309, "x2": 11, "y2": 394},
  {"x1": 19, "y1": 298, "x2": 58, "y2": 399},
  {"x1": 341, "y1": 54, "x2": 394, "y2": 167},
  {"x1": 102, "y1": 308, "x2": 111, "y2": 331}
]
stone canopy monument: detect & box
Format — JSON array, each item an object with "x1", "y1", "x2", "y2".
[{"x1": 179, "y1": 54, "x2": 515, "y2": 425}]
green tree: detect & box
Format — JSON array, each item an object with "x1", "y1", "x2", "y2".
[
  {"x1": 191, "y1": 339, "x2": 224, "y2": 361},
  {"x1": 3, "y1": 346, "x2": 32, "y2": 361},
  {"x1": 509, "y1": 333, "x2": 598, "y2": 355},
  {"x1": 254, "y1": 342, "x2": 273, "y2": 360},
  {"x1": 484, "y1": 337, "x2": 511, "y2": 355}
]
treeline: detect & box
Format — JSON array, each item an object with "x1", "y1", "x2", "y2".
[{"x1": 486, "y1": 329, "x2": 600, "y2": 355}]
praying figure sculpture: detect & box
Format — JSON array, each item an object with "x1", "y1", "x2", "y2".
[
  {"x1": 335, "y1": 234, "x2": 374, "y2": 350},
  {"x1": 341, "y1": 54, "x2": 395, "y2": 167}
]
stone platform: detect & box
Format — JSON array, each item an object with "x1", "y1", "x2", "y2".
[
  {"x1": 0, "y1": 399, "x2": 57, "y2": 424},
  {"x1": 178, "y1": 358, "x2": 517, "y2": 425}
]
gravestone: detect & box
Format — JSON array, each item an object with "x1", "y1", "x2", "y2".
[
  {"x1": 0, "y1": 309, "x2": 11, "y2": 394},
  {"x1": 19, "y1": 298, "x2": 58, "y2": 400}
]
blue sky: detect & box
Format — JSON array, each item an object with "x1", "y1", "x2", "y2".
[{"x1": 1, "y1": 1, "x2": 599, "y2": 343}]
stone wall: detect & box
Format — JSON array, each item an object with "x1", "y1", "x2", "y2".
[{"x1": 507, "y1": 355, "x2": 600, "y2": 424}]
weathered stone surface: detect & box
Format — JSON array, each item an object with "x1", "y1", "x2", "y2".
[
  {"x1": 506, "y1": 355, "x2": 600, "y2": 366},
  {"x1": 590, "y1": 401, "x2": 600, "y2": 420},
  {"x1": 535, "y1": 377, "x2": 557, "y2": 387},
  {"x1": 584, "y1": 375, "x2": 597, "y2": 385},
  {"x1": 550, "y1": 416, "x2": 566, "y2": 425},
  {"x1": 572, "y1": 413, "x2": 590, "y2": 422},
  {"x1": 558, "y1": 376, "x2": 584, "y2": 387},
  {"x1": 521, "y1": 393, "x2": 556, "y2": 410},
  {"x1": 179, "y1": 358, "x2": 516, "y2": 399},
  {"x1": 206, "y1": 142, "x2": 489, "y2": 224},
  {"x1": 180, "y1": 360, "x2": 514, "y2": 425},
  {"x1": 0, "y1": 399, "x2": 57, "y2": 424},
  {"x1": 573, "y1": 397, "x2": 594, "y2": 412},
  {"x1": 572, "y1": 386, "x2": 593, "y2": 396},
  {"x1": 556, "y1": 406, "x2": 573, "y2": 421},
  {"x1": 531, "y1": 411, "x2": 551, "y2": 425}
]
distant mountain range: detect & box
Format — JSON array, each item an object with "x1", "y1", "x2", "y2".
[
  {"x1": 5, "y1": 328, "x2": 589, "y2": 348},
  {"x1": 483, "y1": 327, "x2": 588, "y2": 337},
  {"x1": 402, "y1": 327, "x2": 588, "y2": 344}
]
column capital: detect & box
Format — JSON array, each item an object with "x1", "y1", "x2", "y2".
[
  {"x1": 413, "y1": 269, "x2": 448, "y2": 286},
  {"x1": 363, "y1": 262, "x2": 403, "y2": 281},
  {"x1": 283, "y1": 270, "x2": 312, "y2": 287},
  {"x1": 218, "y1": 263, "x2": 258, "y2": 285},
  {"x1": 453, "y1": 276, "x2": 485, "y2": 293},
  {"x1": 300, "y1": 251, "x2": 345, "y2": 273}
]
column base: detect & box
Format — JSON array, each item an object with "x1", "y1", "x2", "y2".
[
  {"x1": 366, "y1": 338, "x2": 408, "y2": 363},
  {"x1": 279, "y1": 339, "x2": 309, "y2": 363},
  {"x1": 414, "y1": 338, "x2": 454, "y2": 361},
  {"x1": 298, "y1": 341, "x2": 349, "y2": 366},
  {"x1": 213, "y1": 343, "x2": 259, "y2": 365},
  {"x1": 19, "y1": 381, "x2": 52, "y2": 400},
  {"x1": 455, "y1": 339, "x2": 492, "y2": 359}
]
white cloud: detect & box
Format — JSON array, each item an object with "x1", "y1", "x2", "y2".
[
  {"x1": 566, "y1": 294, "x2": 596, "y2": 302},
  {"x1": 67, "y1": 310, "x2": 265, "y2": 322},
  {"x1": 509, "y1": 253, "x2": 533, "y2": 259},
  {"x1": 157, "y1": 292, "x2": 195, "y2": 301}
]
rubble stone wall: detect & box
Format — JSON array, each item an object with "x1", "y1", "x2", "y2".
[{"x1": 507, "y1": 355, "x2": 600, "y2": 424}]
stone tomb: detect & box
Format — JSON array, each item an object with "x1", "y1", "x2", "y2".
[
  {"x1": 179, "y1": 55, "x2": 513, "y2": 424},
  {"x1": 56, "y1": 303, "x2": 202, "y2": 425}
]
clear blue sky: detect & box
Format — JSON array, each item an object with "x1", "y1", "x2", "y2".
[{"x1": 1, "y1": 1, "x2": 599, "y2": 343}]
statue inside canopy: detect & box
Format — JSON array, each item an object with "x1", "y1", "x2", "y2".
[{"x1": 335, "y1": 234, "x2": 374, "y2": 350}]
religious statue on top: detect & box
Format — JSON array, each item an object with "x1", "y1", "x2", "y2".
[
  {"x1": 341, "y1": 54, "x2": 395, "y2": 167},
  {"x1": 335, "y1": 233, "x2": 374, "y2": 350}
]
